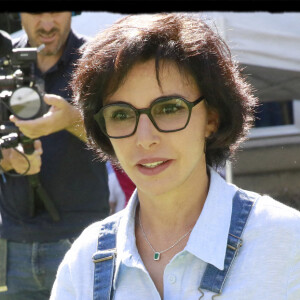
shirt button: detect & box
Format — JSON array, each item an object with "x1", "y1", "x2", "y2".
[{"x1": 168, "y1": 274, "x2": 176, "y2": 284}]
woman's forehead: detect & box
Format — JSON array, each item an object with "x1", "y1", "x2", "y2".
[{"x1": 104, "y1": 59, "x2": 200, "y2": 105}]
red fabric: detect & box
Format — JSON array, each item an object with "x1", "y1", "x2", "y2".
[{"x1": 112, "y1": 166, "x2": 136, "y2": 206}]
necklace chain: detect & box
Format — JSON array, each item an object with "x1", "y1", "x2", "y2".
[{"x1": 138, "y1": 210, "x2": 193, "y2": 261}]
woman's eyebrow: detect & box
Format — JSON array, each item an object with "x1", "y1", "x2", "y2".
[{"x1": 105, "y1": 94, "x2": 187, "y2": 106}]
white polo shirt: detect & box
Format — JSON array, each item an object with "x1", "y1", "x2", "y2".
[{"x1": 50, "y1": 168, "x2": 300, "y2": 300}]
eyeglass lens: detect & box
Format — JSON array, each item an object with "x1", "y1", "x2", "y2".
[{"x1": 100, "y1": 97, "x2": 191, "y2": 138}]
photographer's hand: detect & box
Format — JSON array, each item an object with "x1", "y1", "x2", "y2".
[
  {"x1": 10, "y1": 94, "x2": 87, "y2": 142},
  {"x1": 1, "y1": 139, "x2": 43, "y2": 175}
]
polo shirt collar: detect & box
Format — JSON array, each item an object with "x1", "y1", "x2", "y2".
[
  {"x1": 117, "y1": 189, "x2": 140, "y2": 265},
  {"x1": 113, "y1": 167, "x2": 238, "y2": 289},
  {"x1": 185, "y1": 167, "x2": 237, "y2": 270},
  {"x1": 113, "y1": 190, "x2": 140, "y2": 289}
]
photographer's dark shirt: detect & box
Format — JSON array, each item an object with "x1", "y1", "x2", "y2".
[{"x1": 0, "y1": 30, "x2": 110, "y2": 242}]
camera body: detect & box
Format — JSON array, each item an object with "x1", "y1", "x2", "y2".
[
  {"x1": 0, "y1": 31, "x2": 60, "y2": 221},
  {"x1": 0, "y1": 29, "x2": 47, "y2": 122}
]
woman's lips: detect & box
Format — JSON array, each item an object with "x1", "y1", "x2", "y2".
[{"x1": 136, "y1": 158, "x2": 173, "y2": 176}]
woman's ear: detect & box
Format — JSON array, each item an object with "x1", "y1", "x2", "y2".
[{"x1": 205, "y1": 107, "x2": 219, "y2": 138}]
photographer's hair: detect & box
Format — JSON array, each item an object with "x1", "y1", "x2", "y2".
[{"x1": 72, "y1": 13, "x2": 257, "y2": 167}]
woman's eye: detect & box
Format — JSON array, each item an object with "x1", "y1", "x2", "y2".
[
  {"x1": 112, "y1": 111, "x2": 129, "y2": 120},
  {"x1": 109, "y1": 108, "x2": 135, "y2": 122},
  {"x1": 155, "y1": 103, "x2": 185, "y2": 115},
  {"x1": 162, "y1": 104, "x2": 180, "y2": 114}
]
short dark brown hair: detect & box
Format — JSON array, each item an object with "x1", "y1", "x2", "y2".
[{"x1": 72, "y1": 13, "x2": 257, "y2": 167}]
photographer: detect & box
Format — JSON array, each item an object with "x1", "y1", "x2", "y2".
[{"x1": 0, "y1": 12, "x2": 110, "y2": 299}]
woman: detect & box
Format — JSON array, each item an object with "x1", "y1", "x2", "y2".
[{"x1": 50, "y1": 13, "x2": 300, "y2": 299}]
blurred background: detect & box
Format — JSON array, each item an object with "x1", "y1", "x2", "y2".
[{"x1": 1, "y1": 11, "x2": 299, "y2": 209}]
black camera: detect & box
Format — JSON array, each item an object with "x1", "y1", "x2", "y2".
[
  {"x1": 0, "y1": 29, "x2": 47, "y2": 121},
  {"x1": 0, "y1": 30, "x2": 60, "y2": 222}
]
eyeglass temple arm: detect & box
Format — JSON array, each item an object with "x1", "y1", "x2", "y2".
[{"x1": 192, "y1": 95, "x2": 205, "y2": 106}]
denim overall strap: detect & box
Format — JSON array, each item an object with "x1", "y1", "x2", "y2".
[
  {"x1": 199, "y1": 189, "x2": 256, "y2": 296},
  {"x1": 92, "y1": 218, "x2": 119, "y2": 300}
]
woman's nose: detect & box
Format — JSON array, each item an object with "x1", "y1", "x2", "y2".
[{"x1": 135, "y1": 114, "x2": 160, "y2": 150}]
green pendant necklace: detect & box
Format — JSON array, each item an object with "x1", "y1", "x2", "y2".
[{"x1": 138, "y1": 211, "x2": 193, "y2": 261}]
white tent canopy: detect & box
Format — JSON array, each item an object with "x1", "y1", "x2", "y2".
[
  {"x1": 71, "y1": 11, "x2": 300, "y2": 102},
  {"x1": 12, "y1": 11, "x2": 300, "y2": 102},
  {"x1": 205, "y1": 12, "x2": 300, "y2": 72},
  {"x1": 204, "y1": 12, "x2": 300, "y2": 102}
]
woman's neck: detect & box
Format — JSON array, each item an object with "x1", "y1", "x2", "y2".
[{"x1": 137, "y1": 166, "x2": 210, "y2": 236}]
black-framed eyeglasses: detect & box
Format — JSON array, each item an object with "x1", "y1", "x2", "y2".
[{"x1": 93, "y1": 95, "x2": 205, "y2": 139}]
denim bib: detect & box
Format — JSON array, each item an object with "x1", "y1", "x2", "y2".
[{"x1": 92, "y1": 189, "x2": 256, "y2": 300}]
